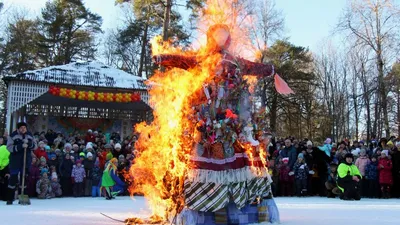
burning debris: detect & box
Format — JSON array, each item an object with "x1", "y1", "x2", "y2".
[{"x1": 127, "y1": 0, "x2": 292, "y2": 224}]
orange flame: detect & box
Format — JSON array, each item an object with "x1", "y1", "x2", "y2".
[{"x1": 129, "y1": 0, "x2": 269, "y2": 222}]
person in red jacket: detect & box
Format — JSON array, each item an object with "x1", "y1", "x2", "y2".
[
  {"x1": 378, "y1": 151, "x2": 393, "y2": 198},
  {"x1": 85, "y1": 129, "x2": 95, "y2": 144},
  {"x1": 34, "y1": 141, "x2": 48, "y2": 161}
]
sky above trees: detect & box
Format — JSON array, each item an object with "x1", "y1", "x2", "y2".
[{"x1": 4, "y1": 0, "x2": 347, "y2": 52}]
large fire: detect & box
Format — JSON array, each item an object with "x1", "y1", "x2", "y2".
[{"x1": 127, "y1": 0, "x2": 288, "y2": 224}]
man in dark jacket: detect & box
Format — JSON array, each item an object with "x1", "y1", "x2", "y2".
[
  {"x1": 391, "y1": 142, "x2": 400, "y2": 198},
  {"x1": 6, "y1": 122, "x2": 37, "y2": 205},
  {"x1": 304, "y1": 140, "x2": 330, "y2": 196}
]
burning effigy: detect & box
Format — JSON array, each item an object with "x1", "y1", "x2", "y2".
[{"x1": 127, "y1": 1, "x2": 293, "y2": 224}]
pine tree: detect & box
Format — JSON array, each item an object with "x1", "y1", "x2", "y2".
[{"x1": 37, "y1": 0, "x2": 102, "y2": 66}]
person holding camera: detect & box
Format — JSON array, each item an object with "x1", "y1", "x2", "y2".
[{"x1": 6, "y1": 122, "x2": 37, "y2": 205}]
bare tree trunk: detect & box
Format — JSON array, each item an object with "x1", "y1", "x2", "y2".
[
  {"x1": 138, "y1": 22, "x2": 149, "y2": 77},
  {"x1": 270, "y1": 93, "x2": 277, "y2": 132},
  {"x1": 162, "y1": 0, "x2": 172, "y2": 41}
]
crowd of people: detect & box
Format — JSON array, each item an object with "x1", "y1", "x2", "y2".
[
  {"x1": 1, "y1": 122, "x2": 400, "y2": 205},
  {"x1": 268, "y1": 137, "x2": 400, "y2": 200},
  {"x1": 0, "y1": 123, "x2": 136, "y2": 205}
]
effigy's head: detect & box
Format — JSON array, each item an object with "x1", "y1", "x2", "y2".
[{"x1": 206, "y1": 24, "x2": 231, "y2": 51}]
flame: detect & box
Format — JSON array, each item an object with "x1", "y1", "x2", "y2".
[{"x1": 128, "y1": 0, "x2": 268, "y2": 223}]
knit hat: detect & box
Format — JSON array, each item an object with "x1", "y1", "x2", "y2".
[
  {"x1": 79, "y1": 152, "x2": 85, "y2": 157},
  {"x1": 115, "y1": 143, "x2": 122, "y2": 149},
  {"x1": 55, "y1": 149, "x2": 61, "y2": 154},
  {"x1": 87, "y1": 152, "x2": 93, "y2": 158},
  {"x1": 40, "y1": 168, "x2": 48, "y2": 175},
  {"x1": 88, "y1": 129, "x2": 93, "y2": 133},
  {"x1": 40, "y1": 156, "x2": 47, "y2": 163},
  {"x1": 387, "y1": 141, "x2": 394, "y2": 146},
  {"x1": 106, "y1": 152, "x2": 113, "y2": 161},
  {"x1": 48, "y1": 153, "x2": 56, "y2": 159},
  {"x1": 360, "y1": 149, "x2": 366, "y2": 155},
  {"x1": 306, "y1": 140, "x2": 313, "y2": 146},
  {"x1": 38, "y1": 141, "x2": 45, "y2": 146},
  {"x1": 72, "y1": 144, "x2": 79, "y2": 149},
  {"x1": 382, "y1": 150, "x2": 389, "y2": 156},
  {"x1": 51, "y1": 172, "x2": 58, "y2": 180},
  {"x1": 86, "y1": 142, "x2": 93, "y2": 149},
  {"x1": 104, "y1": 144, "x2": 112, "y2": 149},
  {"x1": 325, "y1": 138, "x2": 332, "y2": 144},
  {"x1": 298, "y1": 153, "x2": 304, "y2": 159},
  {"x1": 65, "y1": 143, "x2": 72, "y2": 149},
  {"x1": 118, "y1": 154, "x2": 125, "y2": 160},
  {"x1": 17, "y1": 122, "x2": 27, "y2": 129},
  {"x1": 282, "y1": 157, "x2": 289, "y2": 163},
  {"x1": 76, "y1": 159, "x2": 82, "y2": 164},
  {"x1": 45, "y1": 146, "x2": 51, "y2": 151}
]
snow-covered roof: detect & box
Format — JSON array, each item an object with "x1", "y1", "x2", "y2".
[{"x1": 5, "y1": 61, "x2": 147, "y2": 90}]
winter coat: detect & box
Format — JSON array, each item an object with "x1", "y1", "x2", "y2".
[
  {"x1": 27, "y1": 164, "x2": 40, "y2": 196},
  {"x1": 83, "y1": 159, "x2": 95, "y2": 180},
  {"x1": 36, "y1": 177, "x2": 52, "y2": 199},
  {"x1": 392, "y1": 150, "x2": 400, "y2": 178},
  {"x1": 378, "y1": 158, "x2": 393, "y2": 185},
  {"x1": 337, "y1": 162, "x2": 362, "y2": 192},
  {"x1": 279, "y1": 164, "x2": 291, "y2": 182},
  {"x1": 48, "y1": 159, "x2": 59, "y2": 174},
  {"x1": 355, "y1": 156, "x2": 370, "y2": 176},
  {"x1": 365, "y1": 161, "x2": 378, "y2": 180},
  {"x1": 7, "y1": 130, "x2": 37, "y2": 154},
  {"x1": 287, "y1": 146, "x2": 297, "y2": 170},
  {"x1": 50, "y1": 180, "x2": 62, "y2": 197},
  {"x1": 305, "y1": 148, "x2": 330, "y2": 178},
  {"x1": 0, "y1": 145, "x2": 10, "y2": 170},
  {"x1": 92, "y1": 165, "x2": 102, "y2": 186},
  {"x1": 71, "y1": 165, "x2": 86, "y2": 183},
  {"x1": 293, "y1": 161, "x2": 309, "y2": 180},
  {"x1": 60, "y1": 159, "x2": 73, "y2": 178},
  {"x1": 34, "y1": 148, "x2": 48, "y2": 161}
]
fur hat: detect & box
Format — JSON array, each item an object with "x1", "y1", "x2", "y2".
[
  {"x1": 306, "y1": 140, "x2": 313, "y2": 146},
  {"x1": 17, "y1": 122, "x2": 27, "y2": 129},
  {"x1": 282, "y1": 157, "x2": 289, "y2": 163},
  {"x1": 87, "y1": 152, "x2": 93, "y2": 158},
  {"x1": 114, "y1": 143, "x2": 122, "y2": 149},
  {"x1": 51, "y1": 172, "x2": 58, "y2": 180}
]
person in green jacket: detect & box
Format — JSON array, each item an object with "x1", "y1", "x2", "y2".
[
  {"x1": 337, "y1": 153, "x2": 362, "y2": 201},
  {"x1": 100, "y1": 158, "x2": 125, "y2": 200},
  {"x1": 0, "y1": 138, "x2": 11, "y2": 201}
]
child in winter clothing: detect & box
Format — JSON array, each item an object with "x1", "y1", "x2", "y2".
[
  {"x1": 50, "y1": 172, "x2": 62, "y2": 198},
  {"x1": 47, "y1": 153, "x2": 59, "y2": 175},
  {"x1": 293, "y1": 153, "x2": 309, "y2": 196},
  {"x1": 378, "y1": 152, "x2": 393, "y2": 198},
  {"x1": 365, "y1": 156, "x2": 379, "y2": 198},
  {"x1": 100, "y1": 158, "x2": 126, "y2": 200},
  {"x1": 355, "y1": 149, "x2": 370, "y2": 196},
  {"x1": 91, "y1": 158, "x2": 102, "y2": 197},
  {"x1": 27, "y1": 157, "x2": 40, "y2": 197},
  {"x1": 71, "y1": 159, "x2": 86, "y2": 197},
  {"x1": 279, "y1": 157, "x2": 293, "y2": 196},
  {"x1": 36, "y1": 168, "x2": 52, "y2": 199},
  {"x1": 325, "y1": 163, "x2": 339, "y2": 198},
  {"x1": 34, "y1": 141, "x2": 48, "y2": 161},
  {"x1": 39, "y1": 156, "x2": 49, "y2": 174}
]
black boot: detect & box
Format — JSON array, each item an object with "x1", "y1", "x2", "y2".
[{"x1": 6, "y1": 188, "x2": 15, "y2": 205}]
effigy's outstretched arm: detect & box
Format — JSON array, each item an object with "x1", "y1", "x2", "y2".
[
  {"x1": 153, "y1": 54, "x2": 197, "y2": 70},
  {"x1": 238, "y1": 58, "x2": 274, "y2": 77},
  {"x1": 238, "y1": 58, "x2": 294, "y2": 95}
]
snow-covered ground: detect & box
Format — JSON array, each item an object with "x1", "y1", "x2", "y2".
[{"x1": 1, "y1": 196, "x2": 399, "y2": 225}]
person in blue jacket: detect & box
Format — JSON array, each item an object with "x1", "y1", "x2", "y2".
[{"x1": 100, "y1": 158, "x2": 126, "y2": 200}]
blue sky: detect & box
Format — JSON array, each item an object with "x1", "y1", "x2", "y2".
[{"x1": 3, "y1": 0, "x2": 347, "y2": 52}]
